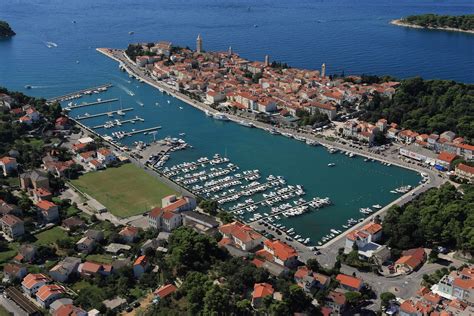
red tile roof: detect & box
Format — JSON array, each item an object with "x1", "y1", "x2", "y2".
[
  {"x1": 154, "y1": 284, "x2": 177, "y2": 298},
  {"x1": 395, "y1": 248, "x2": 425, "y2": 269},
  {"x1": 264, "y1": 239, "x2": 297, "y2": 261},
  {"x1": 327, "y1": 290, "x2": 346, "y2": 305},
  {"x1": 336, "y1": 274, "x2": 363, "y2": 290},
  {"x1": 1, "y1": 214, "x2": 22, "y2": 226},
  {"x1": 134, "y1": 255, "x2": 147, "y2": 267},
  {"x1": 36, "y1": 284, "x2": 65, "y2": 302},
  {"x1": 457, "y1": 163, "x2": 474, "y2": 175},
  {"x1": 437, "y1": 151, "x2": 457, "y2": 163},
  {"x1": 219, "y1": 221, "x2": 262, "y2": 243},
  {"x1": 36, "y1": 200, "x2": 57, "y2": 210},
  {"x1": 252, "y1": 283, "x2": 274, "y2": 299},
  {"x1": 22, "y1": 273, "x2": 50, "y2": 289}
]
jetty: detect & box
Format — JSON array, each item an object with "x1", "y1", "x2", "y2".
[
  {"x1": 47, "y1": 83, "x2": 112, "y2": 103},
  {"x1": 65, "y1": 98, "x2": 119, "y2": 110},
  {"x1": 92, "y1": 116, "x2": 144, "y2": 129},
  {"x1": 125, "y1": 126, "x2": 162, "y2": 136},
  {"x1": 75, "y1": 108, "x2": 134, "y2": 120}
]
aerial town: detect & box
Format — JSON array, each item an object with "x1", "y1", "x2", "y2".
[{"x1": 0, "y1": 33, "x2": 472, "y2": 316}]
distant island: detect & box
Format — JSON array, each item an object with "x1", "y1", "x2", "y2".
[
  {"x1": 0, "y1": 20, "x2": 15, "y2": 37},
  {"x1": 391, "y1": 14, "x2": 474, "y2": 34}
]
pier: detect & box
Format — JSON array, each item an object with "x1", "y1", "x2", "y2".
[
  {"x1": 247, "y1": 199, "x2": 319, "y2": 223},
  {"x1": 193, "y1": 171, "x2": 260, "y2": 194},
  {"x1": 47, "y1": 83, "x2": 112, "y2": 103},
  {"x1": 230, "y1": 187, "x2": 300, "y2": 211},
  {"x1": 124, "y1": 126, "x2": 162, "y2": 136},
  {"x1": 75, "y1": 108, "x2": 134, "y2": 120},
  {"x1": 92, "y1": 116, "x2": 144, "y2": 129},
  {"x1": 65, "y1": 98, "x2": 119, "y2": 110}
]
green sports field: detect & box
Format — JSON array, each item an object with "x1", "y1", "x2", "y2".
[{"x1": 72, "y1": 164, "x2": 178, "y2": 218}]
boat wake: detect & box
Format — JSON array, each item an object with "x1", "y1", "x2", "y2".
[
  {"x1": 117, "y1": 83, "x2": 135, "y2": 97},
  {"x1": 136, "y1": 100, "x2": 144, "y2": 107},
  {"x1": 44, "y1": 41, "x2": 58, "y2": 48}
]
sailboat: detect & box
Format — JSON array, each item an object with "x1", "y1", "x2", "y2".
[{"x1": 117, "y1": 98, "x2": 125, "y2": 116}]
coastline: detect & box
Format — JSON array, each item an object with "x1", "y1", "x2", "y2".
[
  {"x1": 390, "y1": 19, "x2": 474, "y2": 35},
  {"x1": 94, "y1": 47, "x2": 441, "y2": 249}
]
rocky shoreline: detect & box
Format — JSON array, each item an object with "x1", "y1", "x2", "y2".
[{"x1": 390, "y1": 19, "x2": 474, "y2": 35}]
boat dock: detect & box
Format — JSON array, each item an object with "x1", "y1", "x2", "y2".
[
  {"x1": 247, "y1": 199, "x2": 321, "y2": 223},
  {"x1": 193, "y1": 171, "x2": 259, "y2": 194},
  {"x1": 92, "y1": 116, "x2": 144, "y2": 129},
  {"x1": 47, "y1": 83, "x2": 112, "y2": 103},
  {"x1": 65, "y1": 98, "x2": 119, "y2": 110},
  {"x1": 230, "y1": 187, "x2": 301, "y2": 212},
  {"x1": 75, "y1": 108, "x2": 134, "y2": 120},
  {"x1": 125, "y1": 126, "x2": 162, "y2": 136}
]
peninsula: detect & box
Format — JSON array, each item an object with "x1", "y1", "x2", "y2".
[
  {"x1": 391, "y1": 14, "x2": 474, "y2": 34},
  {"x1": 0, "y1": 20, "x2": 15, "y2": 37}
]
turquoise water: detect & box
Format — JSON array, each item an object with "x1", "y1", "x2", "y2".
[
  {"x1": 2, "y1": 0, "x2": 471, "y2": 241},
  {"x1": 64, "y1": 80, "x2": 420, "y2": 243}
]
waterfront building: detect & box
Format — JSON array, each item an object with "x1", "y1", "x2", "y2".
[
  {"x1": 309, "y1": 101, "x2": 337, "y2": 120},
  {"x1": 435, "y1": 151, "x2": 457, "y2": 171},
  {"x1": 161, "y1": 195, "x2": 196, "y2": 213},
  {"x1": 0, "y1": 214, "x2": 24, "y2": 239},
  {"x1": 218, "y1": 221, "x2": 264, "y2": 251},
  {"x1": 344, "y1": 222, "x2": 383, "y2": 259},
  {"x1": 148, "y1": 207, "x2": 182, "y2": 232},
  {"x1": 433, "y1": 267, "x2": 474, "y2": 304},
  {"x1": 260, "y1": 239, "x2": 298, "y2": 268},
  {"x1": 196, "y1": 34, "x2": 202, "y2": 53}
]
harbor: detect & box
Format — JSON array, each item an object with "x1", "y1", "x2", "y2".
[{"x1": 56, "y1": 68, "x2": 422, "y2": 246}]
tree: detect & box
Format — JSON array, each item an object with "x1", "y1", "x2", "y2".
[
  {"x1": 203, "y1": 285, "x2": 231, "y2": 315},
  {"x1": 284, "y1": 284, "x2": 312, "y2": 313},
  {"x1": 380, "y1": 292, "x2": 396, "y2": 307},
  {"x1": 428, "y1": 248, "x2": 439, "y2": 263},
  {"x1": 306, "y1": 258, "x2": 322, "y2": 273},
  {"x1": 344, "y1": 291, "x2": 362, "y2": 307}
]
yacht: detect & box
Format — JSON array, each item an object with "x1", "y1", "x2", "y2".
[
  {"x1": 238, "y1": 120, "x2": 254, "y2": 128},
  {"x1": 372, "y1": 204, "x2": 382, "y2": 209},
  {"x1": 213, "y1": 113, "x2": 230, "y2": 121},
  {"x1": 327, "y1": 163, "x2": 335, "y2": 167}
]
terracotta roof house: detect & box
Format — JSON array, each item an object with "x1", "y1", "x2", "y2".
[
  {"x1": 61, "y1": 217, "x2": 85, "y2": 231},
  {"x1": 218, "y1": 221, "x2": 264, "y2": 251},
  {"x1": 119, "y1": 226, "x2": 139, "y2": 243},
  {"x1": 325, "y1": 290, "x2": 347, "y2": 315},
  {"x1": 1, "y1": 214, "x2": 25, "y2": 239},
  {"x1": 21, "y1": 273, "x2": 51, "y2": 296},
  {"x1": 52, "y1": 303, "x2": 87, "y2": 316},
  {"x1": 252, "y1": 283, "x2": 274, "y2": 308},
  {"x1": 261, "y1": 239, "x2": 298, "y2": 268},
  {"x1": 294, "y1": 266, "x2": 330, "y2": 292},
  {"x1": 148, "y1": 207, "x2": 182, "y2": 232},
  {"x1": 14, "y1": 244, "x2": 37, "y2": 263},
  {"x1": 78, "y1": 261, "x2": 112, "y2": 277},
  {"x1": 3, "y1": 263, "x2": 27, "y2": 281},
  {"x1": 0, "y1": 156, "x2": 17, "y2": 176},
  {"x1": 36, "y1": 200, "x2": 59, "y2": 223},
  {"x1": 395, "y1": 248, "x2": 426, "y2": 274},
  {"x1": 133, "y1": 255, "x2": 150, "y2": 278},
  {"x1": 336, "y1": 273, "x2": 363, "y2": 291},
  {"x1": 36, "y1": 284, "x2": 66, "y2": 308},
  {"x1": 154, "y1": 284, "x2": 177, "y2": 299},
  {"x1": 455, "y1": 163, "x2": 474, "y2": 182}
]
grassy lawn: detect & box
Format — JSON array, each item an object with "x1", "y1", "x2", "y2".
[
  {"x1": 34, "y1": 226, "x2": 67, "y2": 246},
  {"x1": 85, "y1": 254, "x2": 114, "y2": 264},
  {"x1": 0, "y1": 242, "x2": 19, "y2": 265},
  {"x1": 71, "y1": 164, "x2": 178, "y2": 218},
  {"x1": 0, "y1": 304, "x2": 12, "y2": 316}
]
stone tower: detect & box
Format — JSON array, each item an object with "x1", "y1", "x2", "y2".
[
  {"x1": 228, "y1": 46, "x2": 232, "y2": 56},
  {"x1": 321, "y1": 63, "x2": 326, "y2": 78},
  {"x1": 196, "y1": 34, "x2": 202, "y2": 53},
  {"x1": 264, "y1": 55, "x2": 270, "y2": 67}
]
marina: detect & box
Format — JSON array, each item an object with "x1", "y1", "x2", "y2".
[
  {"x1": 58, "y1": 79, "x2": 421, "y2": 245},
  {"x1": 75, "y1": 108, "x2": 134, "y2": 120},
  {"x1": 64, "y1": 98, "x2": 119, "y2": 110},
  {"x1": 92, "y1": 116, "x2": 144, "y2": 129},
  {"x1": 46, "y1": 83, "x2": 112, "y2": 103}
]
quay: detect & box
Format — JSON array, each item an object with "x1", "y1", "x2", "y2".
[
  {"x1": 124, "y1": 126, "x2": 162, "y2": 136},
  {"x1": 65, "y1": 98, "x2": 119, "y2": 109},
  {"x1": 47, "y1": 83, "x2": 112, "y2": 103},
  {"x1": 92, "y1": 116, "x2": 144, "y2": 129},
  {"x1": 75, "y1": 108, "x2": 134, "y2": 120}
]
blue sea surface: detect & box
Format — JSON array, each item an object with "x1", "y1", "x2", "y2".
[{"x1": 1, "y1": 0, "x2": 471, "y2": 242}]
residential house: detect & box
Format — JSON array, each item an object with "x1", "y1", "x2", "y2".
[
  {"x1": 154, "y1": 284, "x2": 177, "y2": 300},
  {"x1": 0, "y1": 156, "x2": 17, "y2": 176},
  {"x1": 0, "y1": 199, "x2": 22, "y2": 216},
  {"x1": 133, "y1": 255, "x2": 150, "y2": 278},
  {"x1": 36, "y1": 200, "x2": 59, "y2": 222},
  {"x1": 78, "y1": 261, "x2": 112, "y2": 277},
  {"x1": 55, "y1": 116, "x2": 69, "y2": 130},
  {"x1": 455, "y1": 163, "x2": 474, "y2": 182},
  {"x1": 148, "y1": 207, "x2": 182, "y2": 232},
  {"x1": 20, "y1": 169, "x2": 50, "y2": 191},
  {"x1": 294, "y1": 266, "x2": 330, "y2": 292},
  {"x1": 218, "y1": 221, "x2": 264, "y2": 251},
  {"x1": 440, "y1": 131, "x2": 456, "y2": 142},
  {"x1": 96, "y1": 148, "x2": 116, "y2": 165},
  {"x1": 52, "y1": 303, "x2": 86, "y2": 316},
  {"x1": 435, "y1": 267, "x2": 474, "y2": 304},
  {"x1": 36, "y1": 284, "x2": 66, "y2": 308},
  {"x1": 395, "y1": 248, "x2": 426, "y2": 274},
  {"x1": 88, "y1": 159, "x2": 104, "y2": 171},
  {"x1": 84, "y1": 229, "x2": 104, "y2": 242},
  {"x1": 21, "y1": 273, "x2": 51, "y2": 296},
  {"x1": 325, "y1": 290, "x2": 347, "y2": 315},
  {"x1": 76, "y1": 151, "x2": 95, "y2": 164},
  {"x1": 376, "y1": 118, "x2": 388, "y2": 132},
  {"x1": 49, "y1": 257, "x2": 81, "y2": 282},
  {"x1": 61, "y1": 217, "x2": 85, "y2": 231},
  {"x1": 1, "y1": 214, "x2": 25, "y2": 239},
  {"x1": 76, "y1": 236, "x2": 96, "y2": 254},
  {"x1": 32, "y1": 187, "x2": 53, "y2": 202},
  {"x1": 119, "y1": 226, "x2": 139, "y2": 243},
  {"x1": 336, "y1": 274, "x2": 363, "y2": 291},
  {"x1": 260, "y1": 239, "x2": 298, "y2": 268},
  {"x1": 251, "y1": 283, "x2": 274, "y2": 308},
  {"x1": 3, "y1": 263, "x2": 27, "y2": 282},
  {"x1": 14, "y1": 244, "x2": 37, "y2": 263}
]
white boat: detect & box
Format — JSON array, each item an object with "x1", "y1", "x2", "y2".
[
  {"x1": 327, "y1": 163, "x2": 335, "y2": 167},
  {"x1": 372, "y1": 204, "x2": 382, "y2": 209},
  {"x1": 205, "y1": 110, "x2": 213, "y2": 117},
  {"x1": 213, "y1": 113, "x2": 230, "y2": 121},
  {"x1": 167, "y1": 100, "x2": 171, "y2": 104},
  {"x1": 238, "y1": 120, "x2": 254, "y2": 127}
]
